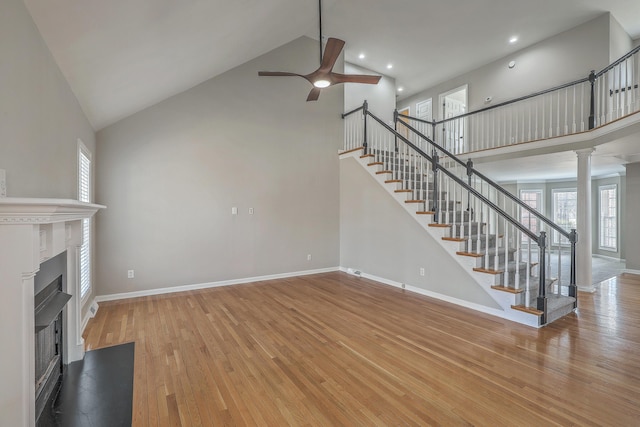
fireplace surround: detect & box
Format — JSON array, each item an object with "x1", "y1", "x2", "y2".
[{"x1": 0, "y1": 198, "x2": 104, "y2": 427}]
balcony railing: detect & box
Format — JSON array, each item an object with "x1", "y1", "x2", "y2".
[{"x1": 397, "y1": 45, "x2": 640, "y2": 155}]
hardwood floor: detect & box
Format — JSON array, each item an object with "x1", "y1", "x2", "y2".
[{"x1": 83, "y1": 272, "x2": 640, "y2": 426}]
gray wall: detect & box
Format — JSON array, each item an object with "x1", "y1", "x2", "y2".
[
  {"x1": 0, "y1": 0, "x2": 97, "y2": 314},
  {"x1": 95, "y1": 37, "x2": 342, "y2": 297},
  {"x1": 625, "y1": 163, "x2": 640, "y2": 270},
  {"x1": 399, "y1": 14, "x2": 611, "y2": 120},
  {"x1": 609, "y1": 15, "x2": 633, "y2": 62},
  {"x1": 344, "y1": 63, "x2": 396, "y2": 123},
  {"x1": 0, "y1": 0, "x2": 95, "y2": 199},
  {"x1": 340, "y1": 157, "x2": 500, "y2": 309}
]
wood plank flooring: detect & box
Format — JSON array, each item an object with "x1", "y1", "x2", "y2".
[{"x1": 83, "y1": 271, "x2": 640, "y2": 426}]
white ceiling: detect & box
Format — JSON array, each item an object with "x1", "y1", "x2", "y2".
[{"x1": 23, "y1": 0, "x2": 640, "y2": 131}]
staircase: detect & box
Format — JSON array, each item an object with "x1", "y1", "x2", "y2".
[{"x1": 341, "y1": 102, "x2": 577, "y2": 327}]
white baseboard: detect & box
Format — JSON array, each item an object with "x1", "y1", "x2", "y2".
[
  {"x1": 339, "y1": 267, "x2": 508, "y2": 321},
  {"x1": 95, "y1": 267, "x2": 340, "y2": 302},
  {"x1": 593, "y1": 253, "x2": 625, "y2": 262},
  {"x1": 81, "y1": 299, "x2": 99, "y2": 332},
  {"x1": 623, "y1": 269, "x2": 640, "y2": 276}
]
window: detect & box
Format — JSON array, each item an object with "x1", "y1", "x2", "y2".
[
  {"x1": 79, "y1": 141, "x2": 92, "y2": 300},
  {"x1": 599, "y1": 185, "x2": 617, "y2": 251},
  {"x1": 552, "y1": 189, "x2": 577, "y2": 245},
  {"x1": 519, "y1": 189, "x2": 542, "y2": 243}
]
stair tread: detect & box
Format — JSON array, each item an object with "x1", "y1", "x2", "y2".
[
  {"x1": 492, "y1": 285, "x2": 524, "y2": 294},
  {"x1": 395, "y1": 189, "x2": 413, "y2": 193},
  {"x1": 368, "y1": 162, "x2": 384, "y2": 166},
  {"x1": 360, "y1": 154, "x2": 375, "y2": 158},
  {"x1": 376, "y1": 170, "x2": 393, "y2": 174},
  {"x1": 456, "y1": 251, "x2": 484, "y2": 258},
  {"x1": 511, "y1": 305, "x2": 543, "y2": 316},
  {"x1": 385, "y1": 179, "x2": 403, "y2": 183},
  {"x1": 405, "y1": 200, "x2": 426, "y2": 203},
  {"x1": 341, "y1": 146, "x2": 364, "y2": 155},
  {"x1": 474, "y1": 267, "x2": 504, "y2": 275},
  {"x1": 417, "y1": 211, "x2": 435, "y2": 215},
  {"x1": 429, "y1": 223, "x2": 451, "y2": 228}
]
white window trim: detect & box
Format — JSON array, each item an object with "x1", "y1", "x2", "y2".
[
  {"x1": 598, "y1": 184, "x2": 618, "y2": 252},
  {"x1": 519, "y1": 188, "x2": 543, "y2": 243},
  {"x1": 551, "y1": 188, "x2": 577, "y2": 246},
  {"x1": 78, "y1": 139, "x2": 92, "y2": 302}
]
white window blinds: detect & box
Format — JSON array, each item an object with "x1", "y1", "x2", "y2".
[{"x1": 79, "y1": 145, "x2": 91, "y2": 299}]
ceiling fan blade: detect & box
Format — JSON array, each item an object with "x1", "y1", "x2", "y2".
[
  {"x1": 332, "y1": 73, "x2": 382, "y2": 85},
  {"x1": 258, "y1": 71, "x2": 302, "y2": 77},
  {"x1": 307, "y1": 88, "x2": 321, "y2": 102},
  {"x1": 319, "y1": 38, "x2": 345, "y2": 72}
]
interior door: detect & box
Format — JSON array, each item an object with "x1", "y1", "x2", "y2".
[
  {"x1": 416, "y1": 99, "x2": 433, "y2": 139},
  {"x1": 439, "y1": 86, "x2": 467, "y2": 153}
]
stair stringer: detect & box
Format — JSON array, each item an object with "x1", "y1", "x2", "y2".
[{"x1": 340, "y1": 148, "x2": 541, "y2": 327}]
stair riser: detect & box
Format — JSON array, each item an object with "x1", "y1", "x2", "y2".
[
  {"x1": 462, "y1": 236, "x2": 500, "y2": 252},
  {"x1": 472, "y1": 251, "x2": 515, "y2": 268},
  {"x1": 448, "y1": 222, "x2": 483, "y2": 236}
]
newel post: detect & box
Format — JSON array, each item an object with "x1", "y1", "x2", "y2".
[
  {"x1": 362, "y1": 100, "x2": 369, "y2": 155},
  {"x1": 569, "y1": 229, "x2": 578, "y2": 307},
  {"x1": 588, "y1": 70, "x2": 596, "y2": 130},
  {"x1": 537, "y1": 231, "x2": 548, "y2": 325}
]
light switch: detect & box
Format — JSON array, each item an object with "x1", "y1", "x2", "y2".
[
  {"x1": 249, "y1": 208, "x2": 254, "y2": 215},
  {"x1": 232, "y1": 207, "x2": 238, "y2": 215}
]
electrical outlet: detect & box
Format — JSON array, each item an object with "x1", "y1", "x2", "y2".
[
  {"x1": 420, "y1": 267, "x2": 425, "y2": 276},
  {"x1": 231, "y1": 207, "x2": 238, "y2": 215},
  {"x1": 249, "y1": 207, "x2": 254, "y2": 215},
  {"x1": 401, "y1": 283, "x2": 406, "y2": 289},
  {"x1": 127, "y1": 270, "x2": 134, "y2": 279},
  {"x1": 307, "y1": 254, "x2": 312, "y2": 261}
]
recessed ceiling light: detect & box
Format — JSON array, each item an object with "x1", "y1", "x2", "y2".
[
  {"x1": 509, "y1": 36, "x2": 518, "y2": 44},
  {"x1": 398, "y1": 87, "x2": 404, "y2": 92},
  {"x1": 387, "y1": 64, "x2": 393, "y2": 69},
  {"x1": 358, "y1": 53, "x2": 365, "y2": 59}
]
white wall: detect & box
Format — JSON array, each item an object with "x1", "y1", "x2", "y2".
[
  {"x1": 0, "y1": 0, "x2": 95, "y2": 199},
  {"x1": 344, "y1": 63, "x2": 396, "y2": 123},
  {"x1": 340, "y1": 157, "x2": 501, "y2": 309},
  {"x1": 95, "y1": 37, "x2": 342, "y2": 297},
  {"x1": 399, "y1": 14, "x2": 611, "y2": 120}
]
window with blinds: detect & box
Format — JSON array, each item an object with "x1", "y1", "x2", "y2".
[{"x1": 79, "y1": 142, "x2": 91, "y2": 300}]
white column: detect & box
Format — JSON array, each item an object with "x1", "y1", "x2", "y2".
[{"x1": 576, "y1": 148, "x2": 595, "y2": 292}]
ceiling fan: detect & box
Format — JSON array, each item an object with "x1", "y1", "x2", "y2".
[{"x1": 258, "y1": 0, "x2": 382, "y2": 101}]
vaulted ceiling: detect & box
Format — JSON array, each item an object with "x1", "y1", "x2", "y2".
[{"x1": 23, "y1": 0, "x2": 640, "y2": 130}]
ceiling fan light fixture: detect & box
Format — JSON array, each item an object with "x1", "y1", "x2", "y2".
[{"x1": 314, "y1": 79, "x2": 331, "y2": 88}]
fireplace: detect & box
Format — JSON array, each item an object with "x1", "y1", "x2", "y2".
[
  {"x1": 34, "y1": 252, "x2": 71, "y2": 422},
  {"x1": 0, "y1": 198, "x2": 104, "y2": 427}
]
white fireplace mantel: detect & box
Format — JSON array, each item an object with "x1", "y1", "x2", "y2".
[
  {"x1": 0, "y1": 198, "x2": 105, "y2": 427},
  {"x1": 0, "y1": 197, "x2": 104, "y2": 224}
]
